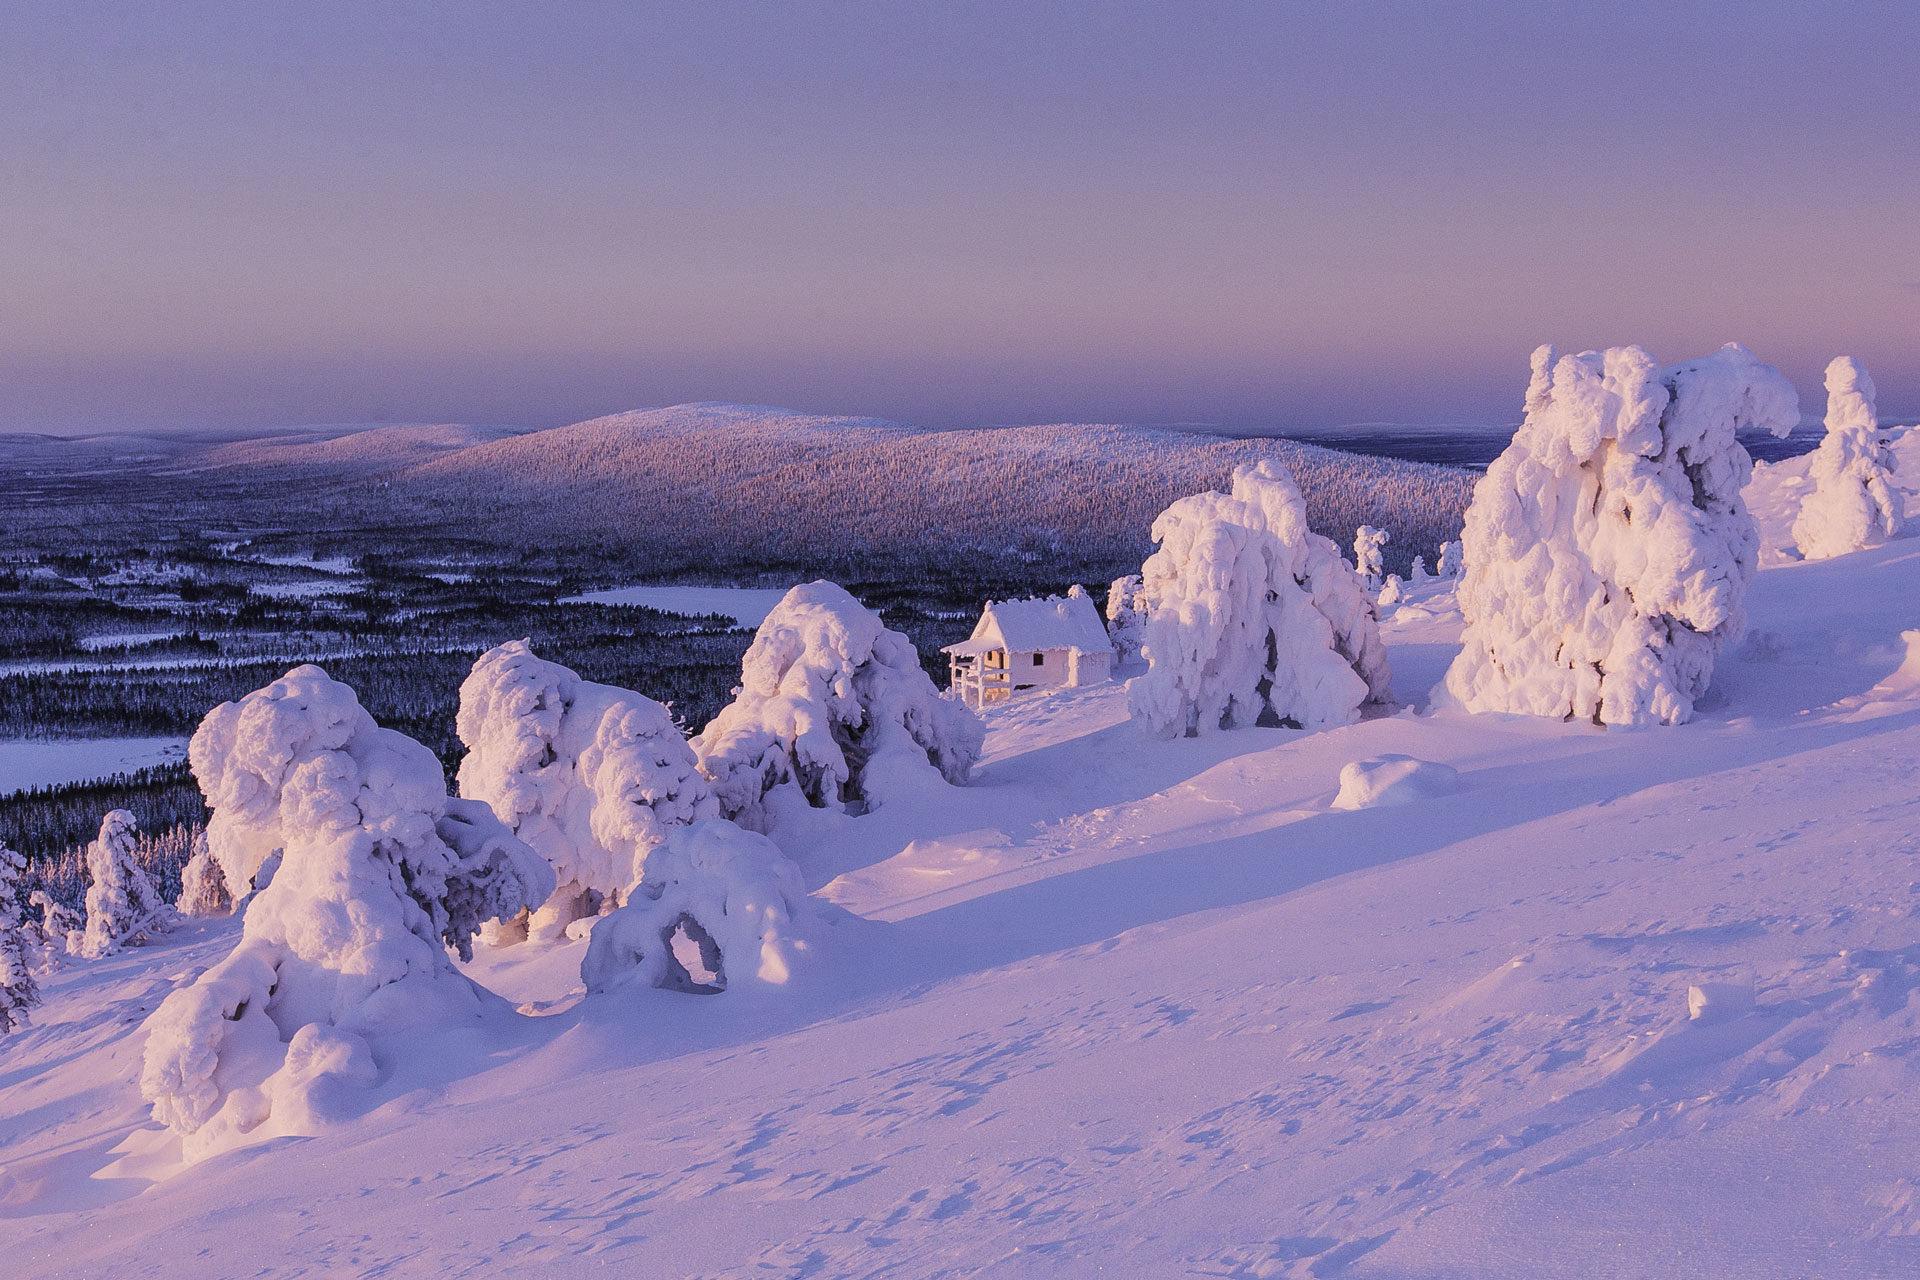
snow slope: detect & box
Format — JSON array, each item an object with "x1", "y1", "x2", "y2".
[{"x1": 7, "y1": 540, "x2": 1920, "y2": 1275}]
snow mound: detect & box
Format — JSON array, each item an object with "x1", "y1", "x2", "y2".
[
  {"x1": 457, "y1": 640, "x2": 718, "y2": 941},
  {"x1": 1331, "y1": 755, "x2": 1462, "y2": 810},
  {"x1": 1129, "y1": 459, "x2": 1391, "y2": 736},
  {"x1": 693, "y1": 581, "x2": 984, "y2": 834},
  {"x1": 1440, "y1": 343, "x2": 1798, "y2": 727},
  {"x1": 581, "y1": 819, "x2": 818, "y2": 993},
  {"x1": 1792, "y1": 357, "x2": 1903, "y2": 561},
  {"x1": 143, "y1": 665, "x2": 554, "y2": 1161}
]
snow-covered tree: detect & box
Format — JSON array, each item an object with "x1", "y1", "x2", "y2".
[
  {"x1": 1410, "y1": 556, "x2": 1430, "y2": 582},
  {"x1": 693, "y1": 582, "x2": 985, "y2": 834},
  {"x1": 581, "y1": 818, "x2": 819, "y2": 994},
  {"x1": 1128, "y1": 459, "x2": 1392, "y2": 737},
  {"x1": 1793, "y1": 356, "x2": 1902, "y2": 561},
  {"x1": 80, "y1": 810, "x2": 170, "y2": 958},
  {"x1": 1437, "y1": 539, "x2": 1464, "y2": 579},
  {"x1": 1439, "y1": 343, "x2": 1798, "y2": 727},
  {"x1": 28, "y1": 890, "x2": 81, "y2": 966},
  {"x1": 1378, "y1": 574, "x2": 1405, "y2": 608},
  {"x1": 1353, "y1": 525, "x2": 1389, "y2": 586},
  {"x1": 1106, "y1": 573, "x2": 1147, "y2": 663},
  {"x1": 0, "y1": 844, "x2": 40, "y2": 1033},
  {"x1": 175, "y1": 829, "x2": 232, "y2": 917},
  {"x1": 142, "y1": 665, "x2": 555, "y2": 1160},
  {"x1": 457, "y1": 639, "x2": 720, "y2": 942}
]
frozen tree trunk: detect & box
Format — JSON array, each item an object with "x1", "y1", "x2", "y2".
[
  {"x1": 457, "y1": 640, "x2": 719, "y2": 943},
  {"x1": 0, "y1": 845, "x2": 40, "y2": 1033},
  {"x1": 80, "y1": 810, "x2": 170, "y2": 958},
  {"x1": 1439, "y1": 343, "x2": 1798, "y2": 727},
  {"x1": 1793, "y1": 356, "x2": 1902, "y2": 561},
  {"x1": 143, "y1": 665, "x2": 555, "y2": 1161},
  {"x1": 693, "y1": 582, "x2": 985, "y2": 835},
  {"x1": 1128, "y1": 459, "x2": 1391, "y2": 737}
]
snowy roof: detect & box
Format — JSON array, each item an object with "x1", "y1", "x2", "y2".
[{"x1": 963, "y1": 591, "x2": 1113, "y2": 655}]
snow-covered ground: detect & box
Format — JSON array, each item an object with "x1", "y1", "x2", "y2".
[
  {"x1": 7, "y1": 539, "x2": 1920, "y2": 1276},
  {"x1": 0, "y1": 738, "x2": 187, "y2": 794},
  {"x1": 560, "y1": 584, "x2": 794, "y2": 627}
]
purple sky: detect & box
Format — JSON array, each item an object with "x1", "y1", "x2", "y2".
[{"x1": 4, "y1": 1, "x2": 1917, "y2": 434}]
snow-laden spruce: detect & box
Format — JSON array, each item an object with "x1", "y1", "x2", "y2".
[
  {"x1": 1439, "y1": 343, "x2": 1798, "y2": 727},
  {"x1": 581, "y1": 818, "x2": 820, "y2": 994},
  {"x1": 457, "y1": 640, "x2": 719, "y2": 941},
  {"x1": 0, "y1": 843, "x2": 39, "y2": 1033},
  {"x1": 1353, "y1": 525, "x2": 1389, "y2": 586},
  {"x1": 1128, "y1": 459, "x2": 1392, "y2": 737},
  {"x1": 1105, "y1": 573, "x2": 1147, "y2": 663},
  {"x1": 1437, "y1": 539, "x2": 1464, "y2": 580},
  {"x1": 175, "y1": 830, "x2": 231, "y2": 917},
  {"x1": 80, "y1": 810, "x2": 170, "y2": 958},
  {"x1": 1792, "y1": 356, "x2": 1902, "y2": 561},
  {"x1": 141, "y1": 665, "x2": 554, "y2": 1160},
  {"x1": 28, "y1": 890, "x2": 81, "y2": 966},
  {"x1": 693, "y1": 581, "x2": 985, "y2": 833}
]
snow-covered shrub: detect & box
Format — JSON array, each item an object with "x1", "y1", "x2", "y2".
[
  {"x1": 1378, "y1": 574, "x2": 1405, "y2": 608},
  {"x1": 1353, "y1": 525, "x2": 1389, "y2": 586},
  {"x1": 1410, "y1": 556, "x2": 1430, "y2": 582},
  {"x1": 1128, "y1": 459, "x2": 1392, "y2": 737},
  {"x1": 80, "y1": 810, "x2": 171, "y2": 958},
  {"x1": 28, "y1": 889, "x2": 81, "y2": 966},
  {"x1": 0, "y1": 844, "x2": 40, "y2": 1033},
  {"x1": 142, "y1": 665, "x2": 554, "y2": 1158},
  {"x1": 175, "y1": 830, "x2": 232, "y2": 917},
  {"x1": 457, "y1": 640, "x2": 719, "y2": 941},
  {"x1": 1439, "y1": 343, "x2": 1798, "y2": 726},
  {"x1": 1792, "y1": 356, "x2": 1902, "y2": 561},
  {"x1": 1106, "y1": 574, "x2": 1147, "y2": 662},
  {"x1": 693, "y1": 582, "x2": 985, "y2": 833},
  {"x1": 582, "y1": 819, "x2": 816, "y2": 994},
  {"x1": 1438, "y1": 539, "x2": 1464, "y2": 579}
]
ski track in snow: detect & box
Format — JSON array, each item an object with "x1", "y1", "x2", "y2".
[{"x1": 7, "y1": 543, "x2": 1920, "y2": 1276}]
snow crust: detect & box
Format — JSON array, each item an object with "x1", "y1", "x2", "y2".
[
  {"x1": 1129, "y1": 459, "x2": 1391, "y2": 736},
  {"x1": 1792, "y1": 356, "x2": 1902, "y2": 560},
  {"x1": 692, "y1": 581, "x2": 984, "y2": 833},
  {"x1": 457, "y1": 640, "x2": 718, "y2": 940},
  {"x1": 143, "y1": 665, "x2": 554, "y2": 1161},
  {"x1": 1440, "y1": 343, "x2": 1798, "y2": 727}
]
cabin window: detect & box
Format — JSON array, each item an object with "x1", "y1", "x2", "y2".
[{"x1": 1031, "y1": 652, "x2": 1044, "y2": 667}]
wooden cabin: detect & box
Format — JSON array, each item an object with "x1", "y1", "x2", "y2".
[{"x1": 944, "y1": 586, "x2": 1116, "y2": 708}]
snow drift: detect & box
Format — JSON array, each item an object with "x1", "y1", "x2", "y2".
[
  {"x1": 456, "y1": 640, "x2": 719, "y2": 941},
  {"x1": 1439, "y1": 343, "x2": 1798, "y2": 727},
  {"x1": 142, "y1": 665, "x2": 554, "y2": 1161},
  {"x1": 1792, "y1": 356, "x2": 1902, "y2": 561},
  {"x1": 1128, "y1": 459, "x2": 1392, "y2": 737},
  {"x1": 692, "y1": 581, "x2": 985, "y2": 834}
]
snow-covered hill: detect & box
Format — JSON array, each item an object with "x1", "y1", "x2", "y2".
[
  {"x1": 390, "y1": 403, "x2": 1476, "y2": 573},
  {"x1": 7, "y1": 527, "x2": 1920, "y2": 1276}
]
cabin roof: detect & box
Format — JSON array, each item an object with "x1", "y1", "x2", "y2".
[{"x1": 946, "y1": 589, "x2": 1113, "y2": 656}]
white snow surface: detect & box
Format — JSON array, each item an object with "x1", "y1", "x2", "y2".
[
  {"x1": 14, "y1": 537, "x2": 1920, "y2": 1274},
  {"x1": 0, "y1": 737, "x2": 187, "y2": 794},
  {"x1": 1331, "y1": 754, "x2": 1462, "y2": 810},
  {"x1": 1441, "y1": 343, "x2": 1799, "y2": 727}
]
